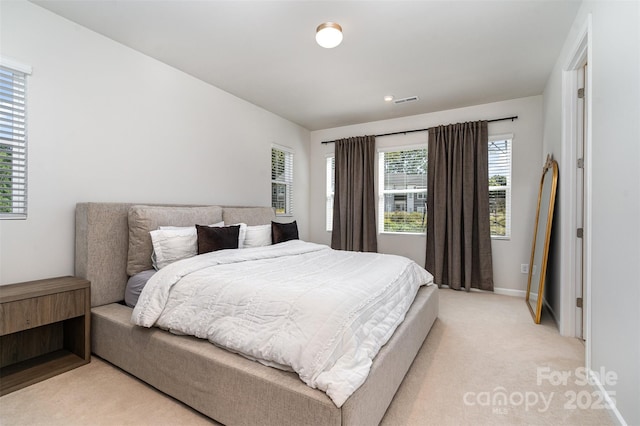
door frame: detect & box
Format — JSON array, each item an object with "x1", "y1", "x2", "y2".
[{"x1": 560, "y1": 14, "x2": 592, "y2": 365}]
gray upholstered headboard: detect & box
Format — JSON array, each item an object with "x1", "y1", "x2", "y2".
[{"x1": 75, "y1": 202, "x2": 276, "y2": 307}]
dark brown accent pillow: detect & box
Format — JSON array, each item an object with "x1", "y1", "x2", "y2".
[
  {"x1": 196, "y1": 225, "x2": 240, "y2": 254},
  {"x1": 271, "y1": 221, "x2": 299, "y2": 244}
]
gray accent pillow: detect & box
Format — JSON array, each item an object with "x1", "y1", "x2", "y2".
[
  {"x1": 125, "y1": 269, "x2": 156, "y2": 308},
  {"x1": 127, "y1": 205, "x2": 223, "y2": 275}
]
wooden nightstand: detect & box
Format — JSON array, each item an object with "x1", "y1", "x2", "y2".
[{"x1": 0, "y1": 276, "x2": 91, "y2": 395}]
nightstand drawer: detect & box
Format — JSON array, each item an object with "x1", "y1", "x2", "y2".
[{"x1": 0, "y1": 289, "x2": 85, "y2": 335}]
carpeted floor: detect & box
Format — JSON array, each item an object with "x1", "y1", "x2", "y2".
[{"x1": 0, "y1": 289, "x2": 616, "y2": 425}]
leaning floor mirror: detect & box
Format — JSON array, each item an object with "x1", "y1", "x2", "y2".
[{"x1": 526, "y1": 154, "x2": 559, "y2": 323}]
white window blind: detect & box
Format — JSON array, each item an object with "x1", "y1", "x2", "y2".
[
  {"x1": 378, "y1": 147, "x2": 427, "y2": 233},
  {"x1": 488, "y1": 137, "x2": 512, "y2": 238},
  {"x1": 0, "y1": 64, "x2": 28, "y2": 219},
  {"x1": 271, "y1": 145, "x2": 293, "y2": 216},
  {"x1": 326, "y1": 156, "x2": 335, "y2": 231}
]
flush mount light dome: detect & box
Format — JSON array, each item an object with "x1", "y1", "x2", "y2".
[{"x1": 316, "y1": 22, "x2": 343, "y2": 48}]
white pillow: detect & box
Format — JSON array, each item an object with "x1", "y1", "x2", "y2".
[
  {"x1": 150, "y1": 227, "x2": 198, "y2": 270},
  {"x1": 152, "y1": 222, "x2": 224, "y2": 269},
  {"x1": 233, "y1": 223, "x2": 248, "y2": 249},
  {"x1": 243, "y1": 224, "x2": 272, "y2": 248}
]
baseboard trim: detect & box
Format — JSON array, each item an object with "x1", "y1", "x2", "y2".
[
  {"x1": 543, "y1": 298, "x2": 559, "y2": 325},
  {"x1": 438, "y1": 285, "x2": 526, "y2": 298},
  {"x1": 588, "y1": 369, "x2": 627, "y2": 425},
  {"x1": 493, "y1": 287, "x2": 526, "y2": 298}
]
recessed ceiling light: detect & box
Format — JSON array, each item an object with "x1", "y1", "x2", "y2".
[
  {"x1": 316, "y1": 22, "x2": 343, "y2": 49},
  {"x1": 384, "y1": 95, "x2": 394, "y2": 102}
]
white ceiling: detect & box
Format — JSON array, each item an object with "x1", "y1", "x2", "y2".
[{"x1": 32, "y1": 0, "x2": 581, "y2": 131}]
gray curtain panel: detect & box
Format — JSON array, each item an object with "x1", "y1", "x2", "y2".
[
  {"x1": 331, "y1": 135, "x2": 378, "y2": 252},
  {"x1": 425, "y1": 121, "x2": 494, "y2": 291}
]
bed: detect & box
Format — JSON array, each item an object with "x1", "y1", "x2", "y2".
[{"x1": 75, "y1": 202, "x2": 439, "y2": 425}]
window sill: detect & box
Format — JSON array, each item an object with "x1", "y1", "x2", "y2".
[
  {"x1": 491, "y1": 236, "x2": 511, "y2": 241},
  {"x1": 0, "y1": 215, "x2": 27, "y2": 220},
  {"x1": 379, "y1": 231, "x2": 426, "y2": 236}
]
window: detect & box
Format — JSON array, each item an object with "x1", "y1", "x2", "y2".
[
  {"x1": 488, "y1": 136, "x2": 512, "y2": 239},
  {"x1": 326, "y1": 136, "x2": 512, "y2": 237},
  {"x1": 378, "y1": 147, "x2": 427, "y2": 233},
  {"x1": 1, "y1": 61, "x2": 30, "y2": 219},
  {"x1": 326, "y1": 156, "x2": 335, "y2": 231},
  {"x1": 271, "y1": 145, "x2": 293, "y2": 216}
]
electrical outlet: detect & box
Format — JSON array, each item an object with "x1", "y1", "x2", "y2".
[{"x1": 520, "y1": 264, "x2": 529, "y2": 274}]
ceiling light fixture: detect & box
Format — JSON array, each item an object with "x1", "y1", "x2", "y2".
[
  {"x1": 316, "y1": 22, "x2": 343, "y2": 49},
  {"x1": 384, "y1": 95, "x2": 394, "y2": 102}
]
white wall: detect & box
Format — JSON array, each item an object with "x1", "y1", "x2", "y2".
[
  {"x1": 309, "y1": 96, "x2": 543, "y2": 295},
  {"x1": 0, "y1": 1, "x2": 310, "y2": 285},
  {"x1": 543, "y1": 1, "x2": 640, "y2": 424}
]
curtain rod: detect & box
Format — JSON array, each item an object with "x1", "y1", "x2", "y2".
[{"x1": 320, "y1": 115, "x2": 518, "y2": 144}]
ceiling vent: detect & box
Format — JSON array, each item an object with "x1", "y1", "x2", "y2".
[{"x1": 393, "y1": 95, "x2": 419, "y2": 105}]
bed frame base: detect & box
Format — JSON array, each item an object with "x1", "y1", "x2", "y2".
[{"x1": 77, "y1": 202, "x2": 439, "y2": 425}]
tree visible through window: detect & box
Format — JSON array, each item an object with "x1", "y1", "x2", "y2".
[
  {"x1": 0, "y1": 145, "x2": 13, "y2": 211},
  {"x1": 488, "y1": 138, "x2": 512, "y2": 238},
  {"x1": 378, "y1": 148, "x2": 427, "y2": 233},
  {"x1": 0, "y1": 64, "x2": 28, "y2": 219}
]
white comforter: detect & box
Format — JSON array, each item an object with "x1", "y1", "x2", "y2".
[{"x1": 132, "y1": 240, "x2": 433, "y2": 407}]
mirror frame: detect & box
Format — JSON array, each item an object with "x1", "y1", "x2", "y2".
[{"x1": 526, "y1": 154, "x2": 559, "y2": 323}]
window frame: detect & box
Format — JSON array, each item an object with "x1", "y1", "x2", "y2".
[
  {"x1": 271, "y1": 144, "x2": 294, "y2": 217},
  {"x1": 325, "y1": 134, "x2": 513, "y2": 238},
  {"x1": 377, "y1": 145, "x2": 428, "y2": 235},
  {"x1": 0, "y1": 58, "x2": 31, "y2": 220},
  {"x1": 488, "y1": 134, "x2": 513, "y2": 240}
]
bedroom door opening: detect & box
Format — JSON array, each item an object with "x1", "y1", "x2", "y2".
[{"x1": 560, "y1": 16, "x2": 591, "y2": 352}]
